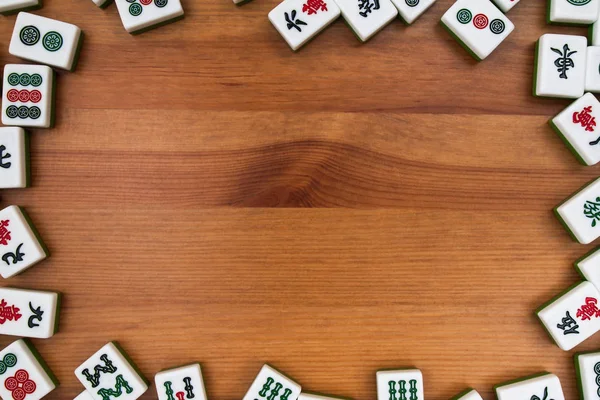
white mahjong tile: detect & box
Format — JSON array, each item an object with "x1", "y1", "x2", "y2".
[
  {"x1": 376, "y1": 369, "x2": 424, "y2": 400},
  {"x1": 451, "y1": 389, "x2": 483, "y2": 400},
  {"x1": 554, "y1": 177, "x2": 600, "y2": 244},
  {"x1": 576, "y1": 247, "x2": 600, "y2": 289},
  {"x1": 550, "y1": 93, "x2": 600, "y2": 166},
  {"x1": 0, "y1": 339, "x2": 58, "y2": 400},
  {"x1": 2, "y1": 64, "x2": 54, "y2": 129},
  {"x1": 9, "y1": 12, "x2": 83, "y2": 71},
  {"x1": 269, "y1": 0, "x2": 340, "y2": 51},
  {"x1": 0, "y1": 128, "x2": 28, "y2": 189},
  {"x1": 491, "y1": 0, "x2": 519, "y2": 13},
  {"x1": 535, "y1": 34, "x2": 587, "y2": 98},
  {"x1": 586, "y1": 47, "x2": 600, "y2": 93},
  {"x1": 336, "y1": 0, "x2": 398, "y2": 42},
  {"x1": 593, "y1": 14, "x2": 600, "y2": 45},
  {"x1": 75, "y1": 391, "x2": 95, "y2": 400},
  {"x1": 549, "y1": 0, "x2": 599, "y2": 25},
  {"x1": 91, "y1": 0, "x2": 112, "y2": 8},
  {"x1": 243, "y1": 364, "x2": 301, "y2": 400},
  {"x1": 0, "y1": 205, "x2": 47, "y2": 279},
  {"x1": 389, "y1": 0, "x2": 435, "y2": 24},
  {"x1": 0, "y1": 0, "x2": 41, "y2": 15},
  {"x1": 440, "y1": 0, "x2": 514, "y2": 61},
  {"x1": 0, "y1": 287, "x2": 60, "y2": 339},
  {"x1": 115, "y1": 0, "x2": 184, "y2": 34},
  {"x1": 495, "y1": 373, "x2": 564, "y2": 400},
  {"x1": 154, "y1": 363, "x2": 207, "y2": 400},
  {"x1": 575, "y1": 350, "x2": 600, "y2": 399},
  {"x1": 537, "y1": 281, "x2": 600, "y2": 350},
  {"x1": 75, "y1": 342, "x2": 148, "y2": 400},
  {"x1": 298, "y1": 393, "x2": 348, "y2": 400}
]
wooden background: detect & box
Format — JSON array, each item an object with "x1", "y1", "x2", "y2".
[{"x1": 0, "y1": 0, "x2": 599, "y2": 398}]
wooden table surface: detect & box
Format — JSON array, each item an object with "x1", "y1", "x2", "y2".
[{"x1": 0, "y1": 0, "x2": 598, "y2": 398}]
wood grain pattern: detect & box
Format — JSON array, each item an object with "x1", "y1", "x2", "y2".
[{"x1": 0, "y1": 0, "x2": 598, "y2": 398}]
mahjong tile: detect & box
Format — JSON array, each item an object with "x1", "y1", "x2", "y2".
[
  {"x1": 0, "y1": 205, "x2": 48, "y2": 279},
  {"x1": 2, "y1": 64, "x2": 54, "y2": 129},
  {"x1": 298, "y1": 393, "x2": 350, "y2": 400},
  {"x1": 586, "y1": 47, "x2": 600, "y2": 93},
  {"x1": 548, "y1": 0, "x2": 599, "y2": 25},
  {"x1": 9, "y1": 12, "x2": 83, "y2": 72},
  {"x1": 75, "y1": 391, "x2": 95, "y2": 400},
  {"x1": 269, "y1": 0, "x2": 340, "y2": 51},
  {"x1": 440, "y1": 0, "x2": 514, "y2": 61},
  {"x1": 91, "y1": 0, "x2": 112, "y2": 8},
  {"x1": 450, "y1": 389, "x2": 483, "y2": 400},
  {"x1": 576, "y1": 247, "x2": 600, "y2": 289},
  {"x1": 534, "y1": 34, "x2": 587, "y2": 98},
  {"x1": 495, "y1": 373, "x2": 564, "y2": 400},
  {"x1": 233, "y1": 0, "x2": 253, "y2": 5},
  {"x1": 389, "y1": 0, "x2": 436, "y2": 24},
  {"x1": 537, "y1": 281, "x2": 600, "y2": 350},
  {"x1": 114, "y1": 0, "x2": 184, "y2": 34},
  {"x1": 593, "y1": 15, "x2": 600, "y2": 45},
  {"x1": 0, "y1": 0, "x2": 41, "y2": 16},
  {"x1": 491, "y1": 0, "x2": 520, "y2": 13},
  {"x1": 154, "y1": 363, "x2": 207, "y2": 400},
  {"x1": 0, "y1": 287, "x2": 60, "y2": 339},
  {"x1": 0, "y1": 128, "x2": 29, "y2": 189},
  {"x1": 242, "y1": 364, "x2": 301, "y2": 400},
  {"x1": 376, "y1": 369, "x2": 424, "y2": 400},
  {"x1": 550, "y1": 93, "x2": 600, "y2": 165},
  {"x1": 336, "y1": 0, "x2": 398, "y2": 42},
  {"x1": 75, "y1": 342, "x2": 148, "y2": 400},
  {"x1": 574, "y1": 350, "x2": 600, "y2": 399},
  {"x1": 0, "y1": 339, "x2": 59, "y2": 400},
  {"x1": 555, "y1": 176, "x2": 600, "y2": 244}
]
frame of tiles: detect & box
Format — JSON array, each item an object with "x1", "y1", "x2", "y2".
[
  {"x1": 576, "y1": 247, "x2": 600, "y2": 289},
  {"x1": 2, "y1": 64, "x2": 55, "y2": 129},
  {"x1": 586, "y1": 47, "x2": 600, "y2": 92},
  {"x1": 555, "y1": 176, "x2": 600, "y2": 244},
  {"x1": 534, "y1": 34, "x2": 587, "y2": 98},
  {"x1": 495, "y1": 373, "x2": 565, "y2": 400},
  {"x1": 242, "y1": 364, "x2": 302, "y2": 400},
  {"x1": 0, "y1": 339, "x2": 59, "y2": 400},
  {"x1": 537, "y1": 281, "x2": 600, "y2": 351},
  {"x1": 0, "y1": 128, "x2": 29, "y2": 189},
  {"x1": 75, "y1": 342, "x2": 149, "y2": 400},
  {"x1": 376, "y1": 369, "x2": 424, "y2": 400},
  {"x1": 298, "y1": 393, "x2": 351, "y2": 400},
  {"x1": 154, "y1": 363, "x2": 207, "y2": 400},
  {"x1": 114, "y1": 0, "x2": 184, "y2": 34},
  {"x1": 9, "y1": 12, "x2": 84, "y2": 72},
  {"x1": 0, "y1": 287, "x2": 60, "y2": 339},
  {"x1": 0, "y1": 205, "x2": 48, "y2": 279},
  {"x1": 548, "y1": 0, "x2": 599, "y2": 25},
  {"x1": 450, "y1": 388, "x2": 483, "y2": 400},
  {"x1": 491, "y1": 0, "x2": 519, "y2": 13},
  {"x1": 389, "y1": 0, "x2": 436, "y2": 24},
  {"x1": 269, "y1": 0, "x2": 340, "y2": 51},
  {"x1": 575, "y1": 350, "x2": 600, "y2": 399},
  {"x1": 550, "y1": 93, "x2": 600, "y2": 166},
  {"x1": 0, "y1": 0, "x2": 41, "y2": 16},
  {"x1": 440, "y1": 0, "x2": 514, "y2": 61},
  {"x1": 91, "y1": 0, "x2": 113, "y2": 8},
  {"x1": 336, "y1": 0, "x2": 398, "y2": 42}
]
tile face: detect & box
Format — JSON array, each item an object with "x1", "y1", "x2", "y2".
[
  {"x1": 2, "y1": 64, "x2": 54, "y2": 129},
  {"x1": 491, "y1": 0, "x2": 519, "y2": 13},
  {"x1": 576, "y1": 247, "x2": 600, "y2": 289},
  {"x1": 115, "y1": 0, "x2": 184, "y2": 34},
  {"x1": 495, "y1": 373, "x2": 564, "y2": 400},
  {"x1": 75, "y1": 391, "x2": 95, "y2": 400},
  {"x1": 575, "y1": 351, "x2": 600, "y2": 399},
  {"x1": 537, "y1": 281, "x2": 600, "y2": 350},
  {"x1": 0, "y1": 128, "x2": 28, "y2": 189},
  {"x1": 0, "y1": 287, "x2": 59, "y2": 339},
  {"x1": 389, "y1": 0, "x2": 436, "y2": 24},
  {"x1": 0, "y1": 0, "x2": 41, "y2": 15},
  {"x1": 586, "y1": 47, "x2": 600, "y2": 92},
  {"x1": 549, "y1": 0, "x2": 599, "y2": 24},
  {"x1": 451, "y1": 389, "x2": 482, "y2": 400},
  {"x1": 75, "y1": 342, "x2": 148, "y2": 400},
  {"x1": 9, "y1": 13, "x2": 83, "y2": 71},
  {"x1": 269, "y1": 0, "x2": 340, "y2": 51},
  {"x1": 555, "y1": 177, "x2": 600, "y2": 244},
  {"x1": 535, "y1": 34, "x2": 587, "y2": 98},
  {"x1": 336, "y1": 0, "x2": 398, "y2": 42},
  {"x1": 376, "y1": 369, "x2": 424, "y2": 400},
  {"x1": 550, "y1": 93, "x2": 600, "y2": 165},
  {"x1": 298, "y1": 393, "x2": 348, "y2": 400},
  {"x1": 242, "y1": 365, "x2": 301, "y2": 400},
  {"x1": 440, "y1": 0, "x2": 514, "y2": 61},
  {"x1": 154, "y1": 363, "x2": 207, "y2": 400},
  {"x1": 0, "y1": 339, "x2": 58, "y2": 400},
  {"x1": 0, "y1": 205, "x2": 47, "y2": 279}
]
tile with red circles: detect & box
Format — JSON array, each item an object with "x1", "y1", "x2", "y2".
[{"x1": 2, "y1": 64, "x2": 54, "y2": 129}]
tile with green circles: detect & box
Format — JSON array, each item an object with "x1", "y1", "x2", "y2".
[
  {"x1": 574, "y1": 350, "x2": 600, "y2": 399},
  {"x1": 243, "y1": 364, "x2": 302, "y2": 400},
  {"x1": 115, "y1": 0, "x2": 184, "y2": 34},
  {"x1": 549, "y1": 0, "x2": 599, "y2": 24}
]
